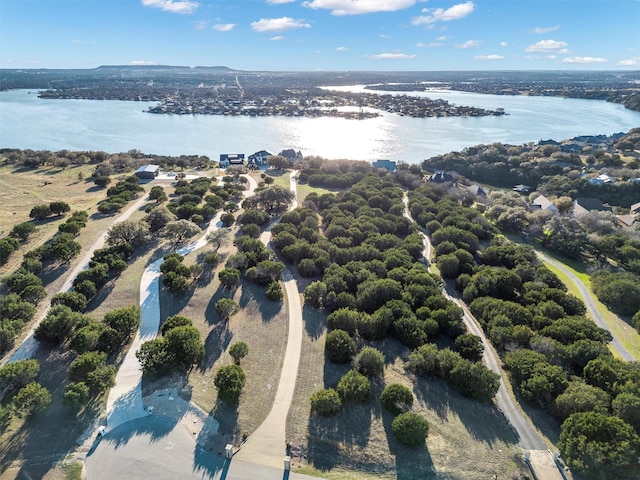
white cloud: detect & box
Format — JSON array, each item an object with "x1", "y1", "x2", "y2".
[
  {"x1": 380, "y1": 34, "x2": 392, "y2": 39},
  {"x1": 412, "y1": 1, "x2": 474, "y2": 25},
  {"x1": 525, "y1": 39, "x2": 568, "y2": 52},
  {"x1": 532, "y1": 25, "x2": 560, "y2": 34},
  {"x1": 129, "y1": 60, "x2": 157, "y2": 65},
  {"x1": 456, "y1": 40, "x2": 481, "y2": 49},
  {"x1": 270, "y1": 36, "x2": 285, "y2": 41},
  {"x1": 474, "y1": 54, "x2": 504, "y2": 60},
  {"x1": 141, "y1": 0, "x2": 199, "y2": 14},
  {"x1": 194, "y1": 21, "x2": 208, "y2": 30},
  {"x1": 213, "y1": 23, "x2": 235, "y2": 31},
  {"x1": 303, "y1": 0, "x2": 415, "y2": 15},
  {"x1": 500, "y1": 41, "x2": 509, "y2": 47},
  {"x1": 436, "y1": 36, "x2": 448, "y2": 41},
  {"x1": 268, "y1": 0, "x2": 296, "y2": 4},
  {"x1": 561, "y1": 56, "x2": 607, "y2": 64},
  {"x1": 417, "y1": 42, "x2": 444, "y2": 48},
  {"x1": 617, "y1": 57, "x2": 640, "y2": 66},
  {"x1": 364, "y1": 52, "x2": 416, "y2": 59},
  {"x1": 251, "y1": 17, "x2": 311, "y2": 32},
  {"x1": 336, "y1": 46, "x2": 349, "y2": 51}
]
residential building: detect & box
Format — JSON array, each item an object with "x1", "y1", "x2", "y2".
[
  {"x1": 134, "y1": 164, "x2": 160, "y2": 180},
  {"x1": 372, "y1": 159, "x2": 397, "y2": 172},
  {"x1": 279, "y1": 149, "x2": 303, "y2": 162},
  {"x1": 248, "y1": 150, "x2": 272, "y2": 167},
  {"x1": 531, "y1": 194, "x2": 558, "y2": 213},
  {"x1": 219, "y1": 154, "x2": 245, "y2": 168},
  {"x1": 573, "y1": 197, "x2": 612, "y2": 218}
]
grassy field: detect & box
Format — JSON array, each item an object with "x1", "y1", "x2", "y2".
[{"x1": 285, "y1": 303, "x2": 527, "y2": 480}]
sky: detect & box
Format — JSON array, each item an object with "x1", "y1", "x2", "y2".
[{"x1": 1, "y1": 0, "x2": 639, "y2": 71}]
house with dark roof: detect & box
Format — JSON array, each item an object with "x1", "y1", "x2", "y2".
[
  {"x1": 372, "y1": 159, "x2": 397, "y2": 172},
  {"x1": 219, "y1": 154, "x2": 245, "y2": 168},
  {"x1": 573, "y1": 197, "x2": 612, "y2": 218},
  {"x1": 134, "y1": 164, "x2": 160, "y2": 180},
  {"x1": 428, "y1": 171, "x2": 456, "y2": 183},
  {"x1": 279, "y1": 149, "x2": 303, "y2": 162},
  {"x1": 465, "y1": 184, "x2": 487, "y2": 197},
  {"x1": 630, "y1": 201, "x2": 640, "y2": 215},
  {"x1": 248, "y1": 150, "x2": 272, "y2": 167}
]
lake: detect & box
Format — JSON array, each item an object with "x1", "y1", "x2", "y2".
[{"x1": 1, "y1": 87, "x2": 639, "y2": 163}]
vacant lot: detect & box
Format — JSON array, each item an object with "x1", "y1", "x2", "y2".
[{"x1": 285, "y1": 306, "x2": 528, "y2": 480}]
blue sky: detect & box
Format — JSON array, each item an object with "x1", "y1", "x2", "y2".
[{"x1": 1, "y1": 0, "x2": 639, "y2": 70}]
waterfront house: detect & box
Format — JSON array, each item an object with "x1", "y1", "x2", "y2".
[
  {"x1": 134, "y1": 164, "x2": 160, "y2": 180},
  {"x1": 372, "y1": 159, "x2": 397, "y2": 172},
  {"x1": 279, "y1": 149, "x2": 303, "y2": 162},
  {"x1": 220, "y1": 154, "x2": 245, "y2": 168},
  {"x1": 248, "y1": 150, "x2": 272, "y2": 167},
  {"x1": 428, "y1": 171, "x2": 456, "y2": 183}
]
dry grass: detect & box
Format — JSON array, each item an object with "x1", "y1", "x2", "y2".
[
  {"x1": 154, "y1": 231, "x2": 289, "y2": 438},
  {"x1": 285, "y1": 307, "x2": 528, "y2": 479}
]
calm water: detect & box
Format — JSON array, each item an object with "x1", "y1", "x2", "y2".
[{"x1": 1, "y1": 88, "x2": 639, "y2": 163}]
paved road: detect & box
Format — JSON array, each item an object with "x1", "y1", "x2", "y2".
[
  {"x1": 403, "y1": 194, "x2": 546, "y2": 450},
  {"x1": 232, "y1": 171, "x2": 303, "y2": 470},
  {"x1": 535, "y1": 250, "x2": 636, "y2": 362},
  {"x1": 2, "y1": 192, "x2": 151, "y2": 365}
]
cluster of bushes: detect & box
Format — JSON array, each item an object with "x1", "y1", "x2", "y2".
[
  {"x1": 29, "y1": 201, "x2": 71, "y2": 220},
  {"x1": 160, "y1": 252, "x2": 202, "y2": 294},
  {"x1": 165, "y1": 176, "x2": 221, "y2": 224},
  {"x1": 298, "y1": 158, "x2": 372, "y2": 189},
  {"x1": 97, "y1": 175, "x2": 144, "y2": 214},
  {"x1": 71, "y1": 242, "x2": 133, "y2": 301},
  {"x1": 591, "y1": 270, "x2": 640, "y2": 320},
  {"x1": 412, "y1": 183, "x2": 640, "y2": 478},
  {"x1": 0, "y1": 360, "x2": 51, "y2": 430},
  {"x1": 221, "y1": 234, "x2": 285, "y2": 301},
  {"x1": 213, "y1": 341, "x2": 249, "y2": 405},
  {"x1": 0, "y1": 211, "x2": 90, "y2": 353},
  {"x1": 312, "y1": 339, "x2": 430, "y2": 447},
  {"x1": 136, "y1": 315, "x2": 205, "y2": 378}
]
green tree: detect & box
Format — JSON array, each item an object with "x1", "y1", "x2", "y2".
[
  {"x1": 164, "y1": 219, "x2": 202, "y2": 243},
  {"x1": 553, "y1": 379, "x2": 611, "y2": 420},
  {"x1": 51, "y1": 291, "x2": 88, "y2": 312},
  {"x1": 0, "y1": 359, "x2": 39, "y2": 394},
  {"x1": 69, "y1": 351, "x2": 107, "y2": 382},
  {"x1": 136, "y1": 338, "x2": 172, "y2": 377},
  {"x1": 392, "y1": 412, "x2": 429, "y2": 447},
  {"x1": 325, "y1": 329, "x2": 356, "y2": 364},
  {"x1": 215, "y1": 298, "x2": 240, "y2": 320},
  {"x1": 165, "y1": 325, "x2": 204, "y2": 368},
  {"x1": 214, "y1": 364, "x2": 246, "y2": 405},
  {"x1": 63, "y1": 382, "x2": 90, "y2": 411},
  {"x1": 29, "y1": 204, "x2": 51, "y2": 220},
  {"x1": 336, "y1": 369, "x2": 371, "y2": 403},
  {"x1": 103, "y1": 305, "x2": 140, "y2": 344},
  {"x1": 218, "y1": 268, "x2": 241, "y2": 288},
  {"x1": 160, "y1": 315, "x2": 192, "y2": 335},
  {"x1": 49, "y1": 201, "x2": 70, "y2": 216},
  {"x1": 229, "y1": 341, "x2": 249, "y2": 365},
  {"x1": 265, "y1": 281, "x2": 283, "y2": 301},
  {"x1": 380, "y1": 384, "x2": 414, "y2": 415},
  {"x1": 10, "y1": 222, "x2": 36, "y2": 242},
  {"x1": 12, "y1": 382, "x2": 51, "y2": 416},
  {"x1": 612, "y1": 392, "x2": 640, "y2": 432},
  {"x1": 106, "y1": 219, "x2": 149, "y2": 247},
  {"x1": 454, "y1": 334, "x2": 484, "y2": 362},
  {"x1": 34, "y1": 305, "x2": 82, "y2": 345},
  {"x1": 354, "y1": 346, "x2": 385, "y2": 378},
  {"x1": 310, "y1": 388, "x2": 342, "y2": 416},
  {"x1": 558, "y1": 411, "x2": 640, "y2": 479}
]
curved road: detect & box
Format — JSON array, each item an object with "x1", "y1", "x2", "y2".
[
  {"x1": 535, "y1": 251, "x2": 636, "y2": 362},
  {"x1": 403, "y1": 194, "x2": 546, "y2": 451}
]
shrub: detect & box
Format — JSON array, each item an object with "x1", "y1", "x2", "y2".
[
  {"x1": 354, "y1": 346, "x2": 385, "y2": 378},
  {"x1": 310, "y1": 388, "x2": 342, "y2": 416},
  {"x1": 63, "y1": 382, "x2": 90, "y2": 411},
  {"x1": 214, "y1": 364, "x2": 246, "y2": 404},
  {"x1": 336, "y1": 369, "x2": 370, "y2": 403},
  {"x1": 215, "y1": 298, "x2": 240, "y2": 320},
  {"x1": 325, "y1": 329, "x2": 356, "y2": 364},
  {"x1": 327, "y1": 308, "x2": 359, "y2": 335},
  {"x1": 229, "y1": 341, "x2": 249, "y2": 364},
  {"x1": 381, "y1": 384, "x2": 414, "y2": 415},
  {"x1": 392, "y1": 412, "x2": 429, "y2": 446},
  {"x1": 161, "y1": 315, "x2": 192, "y2": 335},
  {"x1": 265, "y1": 281, "x2": 283, "y2": 301}
]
